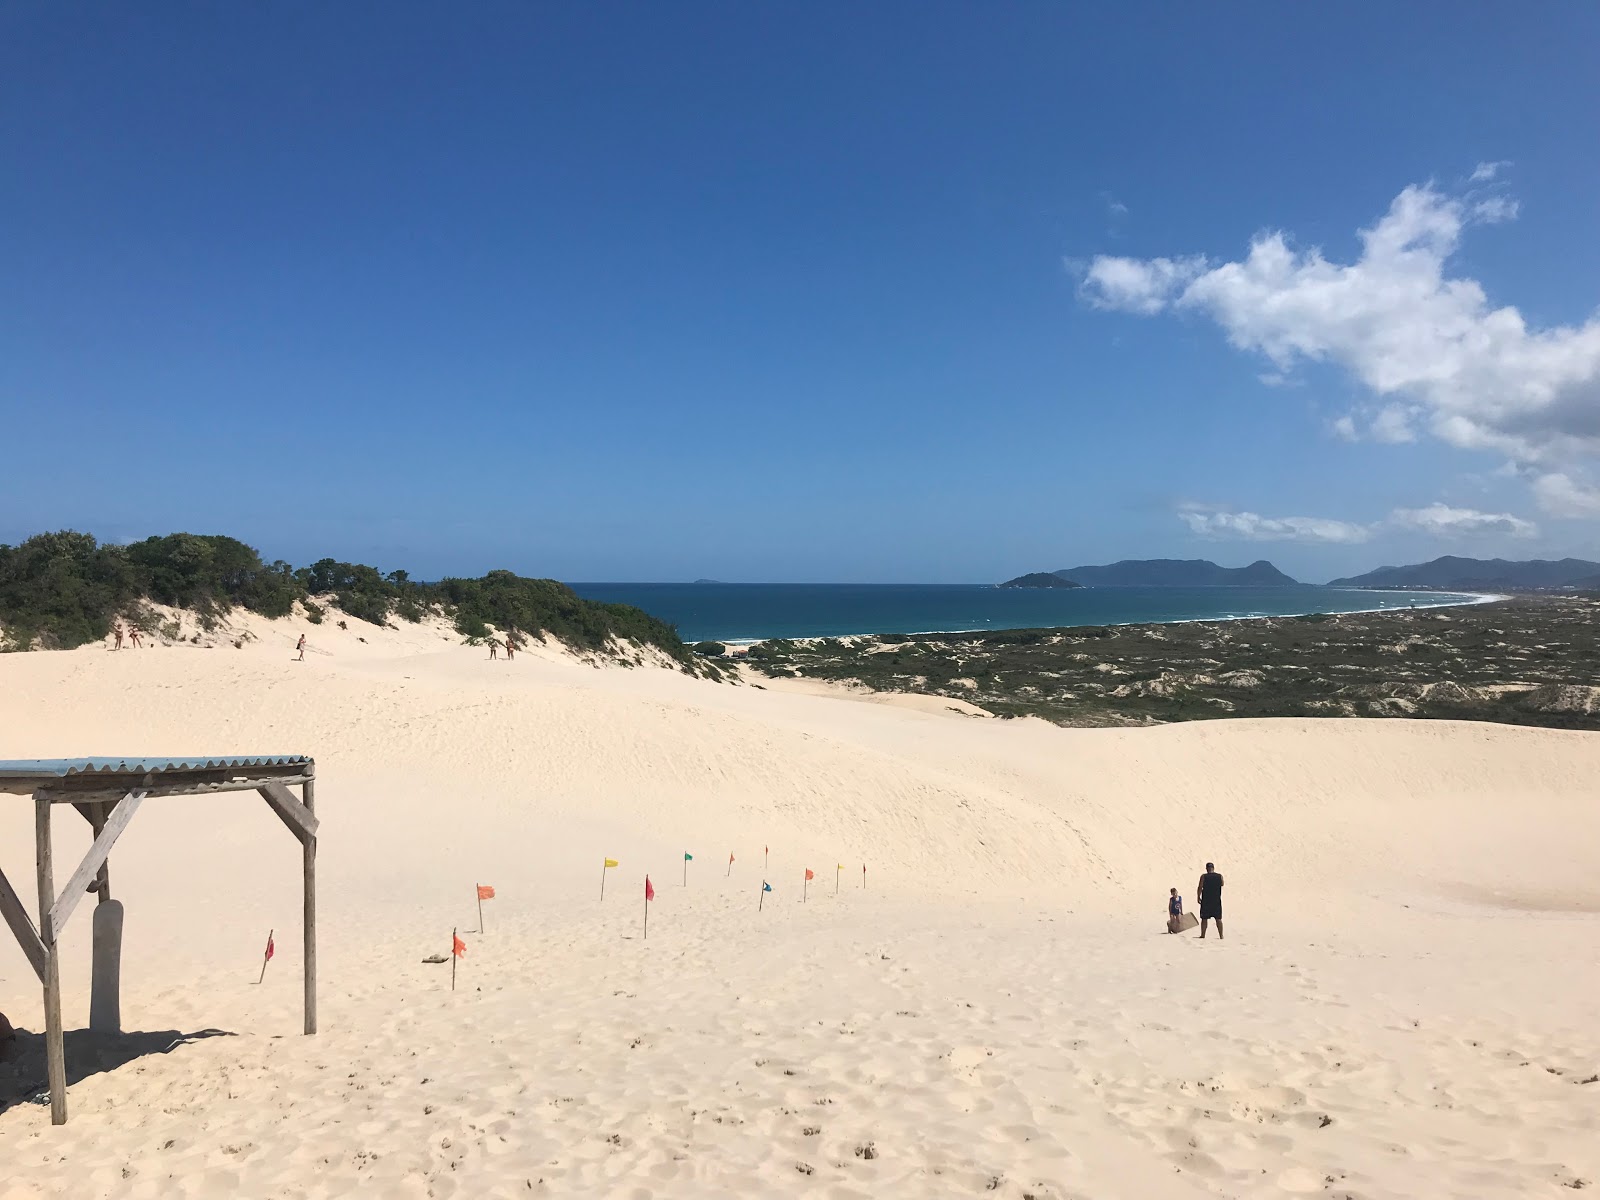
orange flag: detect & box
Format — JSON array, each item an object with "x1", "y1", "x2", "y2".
[
  {"x1": 477, "y1": 884, "x2": 496, "y2": 900},
  {"x1": 804, "y1": 868, "x2": 815, "y2": 881},
  {"x1": 452, "y1": 933, "x2": 467, "y2": 957}
]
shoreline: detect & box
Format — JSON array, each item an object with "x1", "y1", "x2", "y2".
[{"x1": 714, "y1": 590, "x2": 1502, "y2": 648}]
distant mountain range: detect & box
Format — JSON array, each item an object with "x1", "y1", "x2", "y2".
[
  {"x1": 998, "y1": 572, "x2": 1083, "y2": 589},
  {"x1": 1328, "y1": 556, "x2": 1600, "y2": 591},
  {"x1": 1048, "y1": 559, "x2": 1300, "y2": 587}
]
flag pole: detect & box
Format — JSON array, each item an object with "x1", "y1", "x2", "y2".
[
  {"x1": 863, "y1": 863, "x2": 867, "y2": 889},
  {"x1": 644, "y1": 882, "x2": 649, "y2": 941},
  {"x1": 451, "y1": 927, "x2": 457, "y2": 992},
  {"x1": 477, "y1": 884, "x2": 484, "y2": 934},
  {"x1": 759, "y1": 882, "x2": 765, "y2": 911},
  {"x1": 726, "y1": 853, "x2": 732, "y2": 877},
  {"x1": 683, "y1": 854, "x2": 687, "y2": 888},
  {"x1": 836, "y1": 866, "x2": 840, "y2": 896},
  {"x1": 803, "y1": 871, "x2": 808, "y2": 903},
  {"x1": 257, "y1": 928, "x2": 273, "y2": 985},
  {"x1": 764, "y1": 845, "x2": 768, "y2": 872},
  {"x1": 600, "y1": 861, "x2": 606, "y2": 901}
]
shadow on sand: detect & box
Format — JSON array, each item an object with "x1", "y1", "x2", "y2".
[{"x1": 0, "y1": 1027, "x2": 236, "y2": 1117}]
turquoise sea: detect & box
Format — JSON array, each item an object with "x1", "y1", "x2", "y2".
[{"x1": 566, "y1": 583, "x2": 1483, "y2": 644}]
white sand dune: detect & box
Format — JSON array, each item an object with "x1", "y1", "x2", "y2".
[{"x1": 1, "y1": 623, "x2": 1597, "y2": 1198}]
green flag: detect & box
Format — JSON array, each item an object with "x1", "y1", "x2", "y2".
[{"x1": 683, "y1": 851, "x2": 693, "y2": 861}]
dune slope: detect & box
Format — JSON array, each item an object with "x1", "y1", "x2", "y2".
[{"x1": 1, "y1": 629, "x2": 1596, "y2": 1198}]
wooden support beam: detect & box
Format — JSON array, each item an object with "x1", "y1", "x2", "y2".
[
  {"x1": 49, "y1": 790, "x2": 144, "y2": 937},
  {"x1": 37, "y1": 795, "x2": 67, "y2": 1125},
  {"x1": 302, "y1": 774, "x2": 317, "y2": 1036},
  {"x1": 0, "y1": 861, "x2": 46, "y2": 982},
  {"x1": 258, "y1": 782, "x2": 320, "y2": 844},
  {"x1": 91, "y1": 801, "x2": 112, "y2": 902},
  {"x1": 45, "y1": 773, "x2": 313, "y2": 804}
]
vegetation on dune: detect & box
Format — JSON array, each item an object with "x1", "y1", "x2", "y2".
[
  {"x1": 743, "y1": 596, "x2": 1600, "y2": 732},
  {"x1": 0, "y1": 530, "x2": 712, "y2": 674}
]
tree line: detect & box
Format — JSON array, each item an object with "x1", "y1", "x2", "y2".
[{"x1": 0, "y1": 531, "x2": 698, "y2": 668}]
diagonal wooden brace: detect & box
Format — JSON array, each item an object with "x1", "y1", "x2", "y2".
[
  {"x1": 259, "y1": 782, "x2": 320, "y2": 845},
  {"x1": 0, "y1": 862, "x2": 46, "y2": 982},
  {"x1": 49, "y1": 790, "x2": 145, "y2": 937}
]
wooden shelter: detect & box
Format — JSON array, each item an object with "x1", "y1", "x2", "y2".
[{"x1": 0, "y1": 755, "x2": 318, "y2": 1125}]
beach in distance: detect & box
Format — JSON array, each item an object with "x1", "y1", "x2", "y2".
[
  {"x1": 1, "y1": 611, "x2": 1596, "y2": 1199},
  {"x1": 566, "y1": 582, "x2": 1484, "y2": 644}
]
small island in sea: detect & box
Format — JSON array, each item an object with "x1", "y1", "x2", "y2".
[{"x1": 997, "y1": 572, "x2": 1082, "y2": 589}]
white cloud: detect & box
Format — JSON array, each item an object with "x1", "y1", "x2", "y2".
[
  {"x1": 1179, "y1": 505, "x2": 1372, "y2": 544},
  {"x1": 1080, "y1": 179, "x2": 1600, "y2": 489},
  {"x1": 1181, "y1": 501, "x2": 1540, "y2": 543},
  {"x1": 1389, "y1": 503, "x2": 1538, "y2": 538},
  {"x1": 1532, "y1": 471, "x2": 1600, "y2": 518},
  {"x1": 1079, "y1": 254, "x2": 1206, "y2": 315},
  {"x1": 1470, "y1": 160, "x2": 1509, "y2": 183}
]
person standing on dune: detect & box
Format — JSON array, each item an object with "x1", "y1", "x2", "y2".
[
  {"x1": 296, "y1": 633, "x2": 306, "y2": 662},
  {"x1": 1197, "y1": 862, "x2": 1224, "y2": 939}
]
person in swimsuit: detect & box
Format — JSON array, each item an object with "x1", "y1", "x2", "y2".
[
  {"x1": 1167, "y1": 887, "x2": 1184, "y2": 933},
  {"x1": 296, "y1": 634, "x2": 307, "y2": 661},
  {"x1": 1197, "y1": 862, "x2": 1224, "y2": 939}
]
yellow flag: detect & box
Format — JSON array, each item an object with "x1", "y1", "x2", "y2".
[
  {"x1": 604, "y1": 858, "x2": 618, "y2": 868},
  {"x1": 837, "y1": 864, "x2": 845, "y2": 869}
]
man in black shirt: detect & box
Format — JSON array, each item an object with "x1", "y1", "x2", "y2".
[{"x1": 1197, "y1": 862, "x2": 1224, "y2": 939}]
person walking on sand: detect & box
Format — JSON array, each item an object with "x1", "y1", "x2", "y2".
[
  {"x1": 296, "y1": 634, "x2": 307, "y2": 662},
  {"x1": 1197, "y1": 862, "x2": 1224, "y2": 939},
  {"x1": 112, "y1": 623, "x2": 124, "y2": 650},
  {"x1": 504, "y1": 632, "x2": 516, "y2": 661},
  {"x1": 128, "y1": 626, "x2": 142, "y2": 648},
  {"x1": 1166, "y1": 887, "x2": 1184, "y2": 934},
  {"x1": 488, "y1": 638, "x2": 499, "y2": 661}
]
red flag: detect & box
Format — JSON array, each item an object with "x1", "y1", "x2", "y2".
[
  {"x1": 645, "y1": 875, "x2": 655, "y2": 902},
  {"x1": 804, "y1": 868, "x2": 815, "y2": 881},
  {"x1": 264, "y1": 933, "x2": 275, "y2": 962},
  {"x1": 477, "y1": 884, "x2": 496, "y2": 900},
  {"x1": 452, "y1": 933, "x2": 467, "y2": 957},
  {"x1": 728, "y1": 852, "x2": 735, "y2": 863}
]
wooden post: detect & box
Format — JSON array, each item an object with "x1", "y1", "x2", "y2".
[
  {"x1": 36, "y1": 795, "x2": 66, "y2": 1125},
  {"x1": 302, "y1": 773, "x2": 317, "y2": 1036}
]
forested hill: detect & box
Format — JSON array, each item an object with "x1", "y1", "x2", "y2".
[
  {"x1": 1328, "y1": 556, "x2": 1600, "y2": 591},
  {"x1": 0, "y1": 531, "x2": 711, "y2": 672},
  {"x1": 1051, "y1": 558, "x2": 1299, "y2": 586}
]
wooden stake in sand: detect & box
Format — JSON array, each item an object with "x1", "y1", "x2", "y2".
[
  {"x1": 601, "y1": 857, "x2": 617, "y2": 900},
  {"x1": 256, "y1": 929, "x2": 275, "y2": 985},
  {"x1": 476, "y1": 883, "x2": 495, "y2": 932},
  {"x1": 803, "y1": 867, "x2": 814, "y2": 902},
  {"x1": 836, "y1": 864, "x2": 844, "y2": 896},
  {"x1": 644, "y1": 875, "x2": 655, "y2": 939},
  {"x1": 863, "y1": 863, "x2": 867, "y2": 889},
  {"x1": 451, "y1": 928, "x2": 465, "y2": 990}
]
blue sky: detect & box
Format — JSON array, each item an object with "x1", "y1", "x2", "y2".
[{"x1": 3, "y1": 3, "x2": 1597, "y2": 582}]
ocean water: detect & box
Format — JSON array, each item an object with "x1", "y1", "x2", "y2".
[{"x1": 566, "y1": 582, "x2": 1481, "y2": 644}]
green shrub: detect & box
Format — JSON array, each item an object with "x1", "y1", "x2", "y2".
[{"x1": 693, "y1": 641, "x2": 727, "y2": 657}]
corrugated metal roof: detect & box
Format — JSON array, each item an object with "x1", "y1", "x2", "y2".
[{"x1": 0, "y1": 756, "x2": 311, "y2": 791}]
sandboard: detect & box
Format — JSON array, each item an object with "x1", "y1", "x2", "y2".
[
  {"x1": 1171, "y1": 911, "x2": 1198, "y2": 933},
  {"x1": 91, "y1": 900, "x2": 124, "y2": 1033}
]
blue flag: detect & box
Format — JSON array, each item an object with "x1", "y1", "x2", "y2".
[{"x1": 762, "y1": 881, "x2": 772, "y2": 892}]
